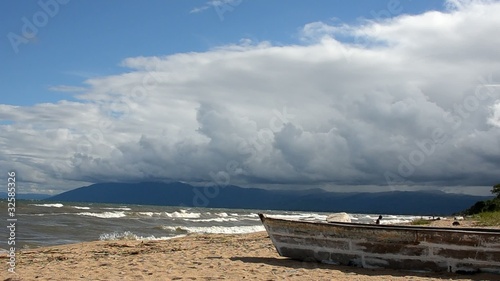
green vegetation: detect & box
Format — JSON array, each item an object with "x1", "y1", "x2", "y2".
[
  {"x1": 410, "y1": 218, "x2": 432, "y2": 225},
  {"x1": 491, "y1": 183, "x2": 500, "y2": 197},
  {"x1": 461, "y1": 183, "x2": 500, "y2": 226},
  {"x1": 463, "y1": 198, "x2": 500, "y2": 215},
  {"x1": 474, "y1": 211, "x2": 500, "y2": 226}
]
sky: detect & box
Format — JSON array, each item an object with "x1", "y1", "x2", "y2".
[{"x1": 1, "y1": 0, "x2": 499, "y2": 196}]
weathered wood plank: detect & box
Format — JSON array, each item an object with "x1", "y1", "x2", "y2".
[
  {"x1": 273, "y1": 234, "x2": 350, "y2": 250},
  {"x1": 259, "y1": 214, "x2": 500, "y2": 274}
]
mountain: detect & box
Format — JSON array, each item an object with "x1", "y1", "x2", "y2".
[{"x1": 46, "y1": 182, "x2": 492, "y2": 215}]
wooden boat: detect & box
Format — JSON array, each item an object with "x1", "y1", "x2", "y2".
[{"x1": 259, "y1": 214, "x2": 500, "y2": 273}]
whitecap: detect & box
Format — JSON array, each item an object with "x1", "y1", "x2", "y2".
[
  {"x1": 161, "y1": 226, "x2": 190, "y2": 233},
  {"x1": 77, "y1": 211, "x2": 126, "y2": 218},
  {"x1": 32, "y1": 203, "x2": 64, "y2": 208},
  {"x1": 188, "y1": 217, "x2": 239, "y2": 223},
  {"x1": 137, "y1": 212, "x2": 163, "y2": 217},
  {"x1": 161, "y1": 225, "x2": 265, "y2": 234},
  {"x1": 268, "y1": 213, "x2": 327, "y2": 221},
  {"x1": 101, "y1": 207, "x2": 131, "y2": 211},
  {"x1": 242, "y1": 214, "x2": 259, "y2": 218},
  {"x1": 72, "y1": 206, "x2": 91, "y2": 210},
  {"x1": 165, "y1": 211, "x2": 201, "y2": 219},
  {"x1": 99, "y1": 231, "x2": 184, "y2": 241}
]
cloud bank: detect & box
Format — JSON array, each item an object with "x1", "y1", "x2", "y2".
[{"x1": 2, "y1": 0, "x2": 500, "y2": 194}]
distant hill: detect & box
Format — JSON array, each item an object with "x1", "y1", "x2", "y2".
[{"x1": 46, "y1": 182, "x2": 492, "y2": 215}]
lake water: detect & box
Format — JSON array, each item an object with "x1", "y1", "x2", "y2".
[{"x1": 0, "y1": 200, "x2": 421, "y2": 250}]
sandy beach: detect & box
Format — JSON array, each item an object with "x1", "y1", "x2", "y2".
[{"x1": 2, "y1": 228, "x2": 499, "y2": 281}]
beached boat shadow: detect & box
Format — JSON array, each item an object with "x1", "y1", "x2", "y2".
[{"x1": 229, "y1": 256, "x2": 500, "y2": 280}]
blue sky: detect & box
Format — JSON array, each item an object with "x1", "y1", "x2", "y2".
[
  {"x1": 1, "y1": 0, "x2": 500, "y2": 195},
  {"x1": 2, "y1": 0, "x2": 444, "y2": 106}
]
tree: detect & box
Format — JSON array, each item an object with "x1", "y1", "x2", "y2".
[{"x1": 491, "y1": 183, "x2": 500, "y2": 198}]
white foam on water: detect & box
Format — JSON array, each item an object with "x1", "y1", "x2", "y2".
[
  {"x1": 101, "y1": 207, "x2": 132, "y2": 211},
  {"x1": 188, "y1": 217, "x2": 239, "y2": 223},
  {"x1": 99, "y1": 231, "x2": 185, "y2": 241},
  {"x1": 72, "y1": 206, "x2": 91, "y2": 210},
  {"x1": 165, "y1": 211, "x2": 201, "y2": 218},
  {"x1": 267, "y1": 213, "x2": 422, "y2": 225},
  {"x1": 241, "y1": 218, "x2": 261, "y2": 221},
  {"x1": 242, "y1": 214, "x2": 259, "y2": 218},
  {"x1": 350, "y1": 214, "x2": 422, "y2": 225},
  {"x1": 137, "y1": 212, "x2": 163, "y2": 217},
  {"x1": 161, "y1": 226, "x2": 190, "y2": 233},
  {"x1": 162, "y1": 225, "x2": 265, "y2": 234},
  {"x1": 378, "y1": 217, "x2": 421, "y2": 225},
  {"x1": 216, "y1": 212, "x2": 229, "y2": 217},
  {"x1": 268, "y1": 213, "x2": 327, "y2": 221},
  {"x1": 77, "y1": 211, "x2": 126, "y2": 218},
  {"x1": 32, "y1": 203, "x2": 64, "y2": 208}
]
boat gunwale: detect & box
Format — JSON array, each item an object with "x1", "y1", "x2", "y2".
[{"x1": 258, "y1": 213, "x2": 500, "y2": 235}]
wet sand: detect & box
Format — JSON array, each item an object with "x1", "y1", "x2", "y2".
[{"x1": 1, "y1": 230, "x2": 498, "y2": 280}]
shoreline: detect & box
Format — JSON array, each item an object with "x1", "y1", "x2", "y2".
[{"x1": 2, "y1": 231, "x2": 499, "y2": 280}]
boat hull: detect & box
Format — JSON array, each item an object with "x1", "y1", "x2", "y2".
[{"x1": 259, "y1": 214, "x2": 500, "y2": 273}]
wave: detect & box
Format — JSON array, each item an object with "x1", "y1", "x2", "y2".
[
  {"x1": 241, "y1": 214, "x2": 259, "y2": 218},
  {"x1": 268, "y1": 213, "x2": 419, "y2": 225},
  {"x1": 377, "y1": 217, "x2": 420, "y2": 225},
  {"x1": 161, "y1": 225, "x2": 265, "y2": 234},
  {"x1": 72, "y1": 206, "x2": 91, "y2": 210},
  {"x1": 25, "y1": 212, "x2": 74, "y2": 217},
  {"x1": 182, "y1": 212, "x2": 259, "y2": 222},
  {"x1": 136, "y1": 212, "x2": 163, "y2": 217},
  {"x1": 101, "y1": 207, "x2": 131, "y2": 211},
  {"x1": 77, "y1": 211, "x2": 126, "y2": 218},
  {"x1": 188, "y1": 217, "x2": 239, "y2": 223},
  {"x1": 267, "y1": 213, "x2": 327, "y2": 221},
  {"x1": 160, "y1": 226, "x2": 190, "y2": 234},
  {"x1": 99, "y1": 231, "x2": 184, "y2": 241},
  {"x1": 31, "y1": 203, "x2": 64, "y2": 208},
  {"x1": 349, "y1": 214, "x2": 420, "y2": 225},
  {"x1": 165, "y1": 211, "x2": 201, "y2": 219}
]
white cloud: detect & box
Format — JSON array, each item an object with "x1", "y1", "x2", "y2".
[
  {"x1": 190, "y1": 0, "x2": 242, "y2": 16},
  {"x1": 2, "y1": 1, "x2": 500, "y2": 194},
  {"x1": 489, "y1": 101, "x2": 500, "y2": 127},
  {"x1": 189, "y1": 6, "x2": 210, "y2": 14},
  {"x1": 48, "y1": 85, "x2": 87, "y2": 93}
]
